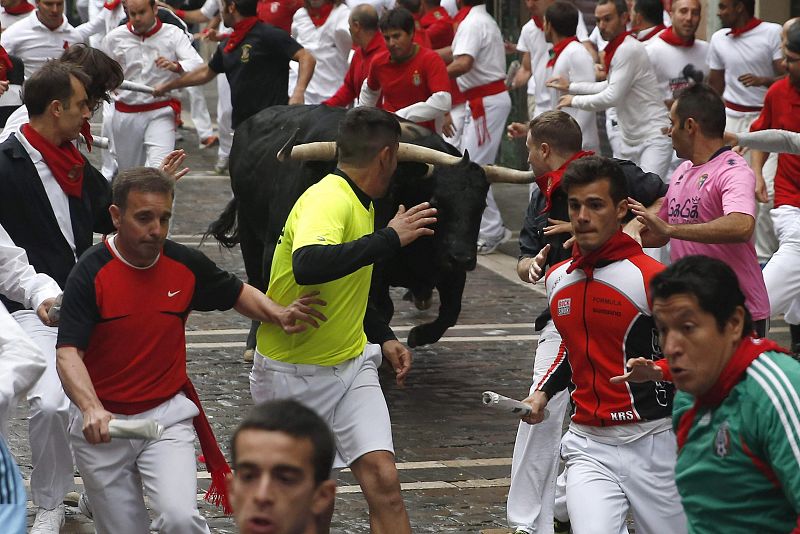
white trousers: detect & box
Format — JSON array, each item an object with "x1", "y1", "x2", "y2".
[
  {"x1": 112, "y1": 106, "x2": 176, "y2": 171},
  {"x1": 185, "y1": 86, "x2": 214, "y2": 140},
  {"x1": 507, "y1": 321, "x2": 570, "y2": 534},
  {"x1": 69, "y1": 394, "x2": 209, "y2": 534},
  {"x1": 250, "y1": 344, "x2": 394, "y2": 468},
  {"x1": 100, "y1": 101, "x2": 117, "y2": 181},
  {"x1": 763, "y1": 205, "x2": 800, "y2": 324},
  {"x1": 0, "y1": 307, "x2": 45, "y2": 438},
  {"x1": 726, "y1": 111, "x2": 779, "y2": 263},
  {"x1": 12, "y1": 310, "x2": 73, "y2": 510},
  {"x1": 606, "y1": 109, "x2": 628, "y2": 159},
  {"x1": 616, "y1": 135, "x2": 673, "y2": 183},
  {"x1": 462, "y1": 91, "x2": 511, "y2": 242},
  {"x1": 560, "y1": 429, "x2": 687, "y2": 534},
  {"x1": 216, "y1": 75, "x2": 234, "y2": 159}
]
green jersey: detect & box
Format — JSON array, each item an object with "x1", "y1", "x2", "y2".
[{"x1": 673, "y1": 351, "x2": 800, "y2": 533}]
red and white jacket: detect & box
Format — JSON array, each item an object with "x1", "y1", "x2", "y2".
[{"x1": 540, "y1": 232, "x2": 674, "y2": 427}]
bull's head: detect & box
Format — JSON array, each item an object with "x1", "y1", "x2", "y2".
[{"x1": 280, "y1": 140, "x2": 536, "y2": 271}]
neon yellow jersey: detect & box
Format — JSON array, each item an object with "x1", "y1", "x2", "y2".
[{"x1": 256, "y1": 174, "x2": 373, "y2": 366}]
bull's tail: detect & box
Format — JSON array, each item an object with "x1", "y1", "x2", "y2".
[{"x1": 203, "y1": 197, "x2": 240, "y2": 248}]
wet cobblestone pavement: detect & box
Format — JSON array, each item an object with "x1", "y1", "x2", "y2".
[{"x1": 11, "y1": 107, "x2": 794, "y2": 533}]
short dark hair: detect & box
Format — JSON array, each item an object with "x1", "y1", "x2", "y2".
[
  {"x1": 597, "y1": 0, "x2": 628, "y2": 15},
  {"x1": 634, "y1": 0, "x2": 663, "y2": 26},
  {"x1": 59, "y1": 44, "x2": 124, "y2": 106},
  {"x1": 112, "y1": 167, "x2": 175, "y2": 210},
  {"x1": 350, "y1": 3, "x2": 378, "y2": 31},
  {"x1": 23, "y1": 60, "x2": 91, "y2": 116},
  {"x1": 337, "y1": 107, "x2": 401, "y2": 166},
  {"x1": 231, "y1": 400, "x2": 335, "y2": 485},
  {"x1": 528, "y1": 110, "x2": 583, "y2": 155},
  {"x1": 545, "y1": 1, "x2": 578, "y2": 37},
  {"x1": 223, "y1": 0, "x2": 257, "y2": 17},
  {"x1": 461, "y1": 0, "x2": 485, "y2": 6},
  {"x1": 379, "y1": 6, "x2": 415, "y2": 34},
  {"x1": 561, "y1": 156, "x2": 629, "y2": 204},
  {"x1": 396, "y1": 0, "x2": 420, "y2": 14},
  {"x1": 735, "y1": 0, "x2": 755, "y2": 18},
  {"x1": 650, "y1": 255, "x2": 754, "y2": 338},
  {"x1": 674, "y1": 83, "x2": 726, "y2": 139}
]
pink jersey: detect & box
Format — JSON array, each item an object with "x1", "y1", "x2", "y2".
[{"x1": 659, "y1": 148, "x2": 770, "y2": 320}]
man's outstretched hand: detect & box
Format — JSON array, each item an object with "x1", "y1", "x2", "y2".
[
  {"x1": 609, "y1": 357, "x2": 664, "y2": 384},
  {"x1": 388, "y1": 202, "x2": 437, "y2": 246},
  {"x1": 278, "y1": 291, "x2": 328, "y2": 333}
]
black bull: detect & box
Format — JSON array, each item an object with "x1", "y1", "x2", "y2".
[{"x1": 207, "y1": 104, "x2": 491, "y2": 350}]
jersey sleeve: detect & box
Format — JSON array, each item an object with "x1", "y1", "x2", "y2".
[
  {"x1": 706, "y1": 32, "x2": 724, "y2": 71},
  {"x1": 56, "y1": 257, "x2": 101, "y2": 350},
  {"x1": 452, "y1": 20, "x2": 482, "y2": 59},
  {"x1": 271, "y1": 26, "x2": 303, "y2": 61},
  {"x1": 208, "y1": 45, "x2": 224, "y2": 74},
  {"x1": 424, "y1": 51, "x2": 452, "y2": 94},
  {"x1": 718, "y1": 164, "x2": 756, "y2": 217},
  {"x1": 619, "y1": 158, "x2": 668, "y2": 208},
  {"x1": 749, "y1": 89, "x2": 774, "y2": 132},
  {"x1": 173, "y1": 245, "x2": 243, "y2": 312}
]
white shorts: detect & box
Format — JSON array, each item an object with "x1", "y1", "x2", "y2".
[{"x1": 250, "y1": 344, "x2": 394, "y2": 468}]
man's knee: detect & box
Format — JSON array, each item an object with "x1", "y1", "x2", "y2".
[
  {"x1": 29, "y1": 389, "x2": 69, "y2": 421},
  {"x1": 154, "y1": 503, "x2": 207, "y2": 533},
  {"x1": 352, "y1": 451, "x2": 403, "y2": 504}
]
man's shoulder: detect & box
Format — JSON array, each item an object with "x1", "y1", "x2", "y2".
[
  {"x1": 0, "y1": 135, "x2": 29, "y2": 166},
  {"x1": 162, "y1": 239, "x2": 207, "y2": 267},
  {"x1": 743, "y1": 350, "x2": 800, "y2": 408},
  {"x1": 73, "y1": 241, "x2": 114, "y2": 276},
  {"x1": 1, "y1": 12, "x2": 34, "y2": 36}
]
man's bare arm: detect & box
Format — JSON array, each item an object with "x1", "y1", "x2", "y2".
[
  {"x1": 153, "y1": 64, "x2": 217, "y2": 96},
  {"x1": 447, "y1": 54, "x2": 474, "y2": 78},
  {"x1": 290, "y1": 48, "x2": 316, "y2": 105},
  {"x1": 56, "y1": 346, "x2": 113, "y2": 444},
  {"x1": 708, "y1": 69, "x2": 725, "y2": 96}
]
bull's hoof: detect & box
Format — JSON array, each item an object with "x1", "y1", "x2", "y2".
[
  {"x1": 414, "y1": 296, "x2": 432, "y2": 311},
  {"x1": 243, "y1": 349, "x2": 255, "y2": 363},
  {"x1": 407, "y1": 324, "x2": 445, "y2": 348}
]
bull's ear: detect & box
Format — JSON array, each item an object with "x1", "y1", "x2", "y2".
[{"x1": 460, "y1": 150, "x2": 470, "y2": 165}]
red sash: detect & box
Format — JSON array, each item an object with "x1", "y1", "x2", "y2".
[
  {"x1": 546, "y1": 36, "x2": 578, "y2": 68},
  {"x1": 463, "y1": 79, "x2": 506, "y2": 146},
  {"x1": 115, "y1": 99, "x2": 183, "y2": 126},
  {"x1": 727, "y1": 17, "x2": 761, "y2": 38},
  {"x1": 4, "y1": 1, "x2": 34, "y2": 15},
  {"x1": 224, "y1": 16, "x2": 259, "y2": 53},
  {"x1": 659, "y1": 26, "x2": 694, "y2": 47},
  {"x1": 724, "y1": 100, "x2": 762, "y2": 113},
  {"x1": 21, "y1": 124, "x2": 84, "y2": 198}
]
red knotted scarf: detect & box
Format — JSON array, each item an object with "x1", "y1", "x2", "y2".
[
  {"x1": 535, "y1": 150, "x2": 593, "y2": 213},
  {"x1": 307, "y1": 2, "x2": 332, "y2": 27},
  {"x1": 566, "y1": 229, "x2": 642, "y2": 276},
  {"x1": 79, "y1": 120, "x2": 93, "y2": 152},
  {"x1": 602, "y1": 31, "x2": 631, "y2": 73},
  {"x1": 22, "y1": 124, "x2": 84, "y2": 198},
  {"x1": 727, "y1": 17, "x2": 761, "y2": 37},
  {"x1": 675, "y1": 336, "x2": 790, "y2": 450},
  {"x1": 224, "y1": 16, "x2": 259, "y2": 53},
  {"x1": 0, "y1": 47, "x2": 13, "y2": 82},
  {"x1": 4, "y1": 0, "x2": 34, "y2": 15},
  {"x1": 127, "y1": 17, "x2": 162, "y2": 39},
  {"x1": 102, "y1": 0, "x2": 120, "y2": 10},
  {"x1": 659, "y1": 25, "x2": 694, "y2": 47},
  {"x1": 531, "y1": 15, "x2": 543, "y2": 30},
  {"x1": 453, "y1": 5, "x2": 471, "y2": 25},
  {"x1": 546, "y1": 36, "x2": 578, "y2": 68}
]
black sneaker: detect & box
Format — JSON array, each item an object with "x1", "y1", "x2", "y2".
[{"x1": 554, "y1": 518, "x2": 571, "y2": 534}]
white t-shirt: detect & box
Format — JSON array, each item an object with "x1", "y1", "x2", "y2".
[
  {"x1": 0, "y1": 8, "x2": 29, "y2": 31},
  {"x1": 451, "y1": 4, "x2": 505, "y2": 92},
  {"x1": 0, "y1": 10, "x2": 108, "y2": 78},
  {"x1": 547, "y1": 40, "x2": 599, "y2": 151},
  {"x1": 707, "y1": 21, "x2": 782, "y2": 109},
  {"x1": 570, "y1": 36, "x2": 668, "y2": 144},
  {"x1": 645, "y1": 37, "x2": 709, "y2": 102},
  {"x1": 100, "y1": 23, "x2": 203, "y2": 107},
  {"x1": 291, "y1": 4, "x2": 352, "y2": 104}
]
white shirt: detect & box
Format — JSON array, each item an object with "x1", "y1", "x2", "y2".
[
  {"x1": 291, "y1": 4, "x2": 352, "y2": 104},
  {"x1": 12, "y1": 128, "x2": 76, "y2": 256},
  {"x1": 0, "y1": 300, "x2": 45, "y2": 425},
  {"x1": 707, "y1": 21, "x2": 782, "y2": 109},
  {"x1": 547, "y1": 40, "x2": 599, "y2": 152},
  {"x1": 645, "y1": 36, "x2": 709, "y2": 103},
  {"x1": 0, "y1": 105, "x2": 26, "y2": 143},
  {"x1": 345, "y1": 0, "x2": 394, "y2": 17},
  {"x1": 0, "y1": 7, "x2": 30, "y2": 31},
  {"x1": 200, "y1": 0, "x2": 228, "y2": 32},
  {"x1": 570, "y1": 35, "x2": 669, "y2": 144},
  {"x1": 441, "y1": 0, "x2": 457, "y2": 18},
  {"x1": 0, "y1": 10, "x2": 109, "y2": 78},
  {"x1": 101, "y1": 22, "x2": 203, "y2": 106},
  {"x1": 0, "y1": 223, "x2": 61, "y2": 311},
  {"x1": 451, "y1": 4, "x2": 505, "y2": 92}
]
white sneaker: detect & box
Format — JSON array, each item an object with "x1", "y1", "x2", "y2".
[
  {"x1": 477, "y1": 226, "x2": 512, "y2": 255},
  {"x1": 214, "y1": 155, "x2": 229, "y2": 175},
  {"x1": 78, "y1": 492, "x2": 93, "y2": 519},
  {"x1": 31, "y1": 504, "x2": 65, "y2": 533}
]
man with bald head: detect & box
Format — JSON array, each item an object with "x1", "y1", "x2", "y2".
[{"x1": 324, "y1": 3, "x2": 386, "y2": 108}]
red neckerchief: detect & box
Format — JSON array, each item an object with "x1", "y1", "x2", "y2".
[
  {"x1": 102, "y1": 0, "x2": 120, "y2": 10},
  {"x1": 0, "y1": 47, "x2": 13, "y2": 82},
  {"x1": 22, "y1": 123, "x2": 84, "y2": 198},
  {"x1": 566, "y1": 229, "x2": 642, "y2": 276},
  {"x1": 676, "y1": 336, "x2": 790, "y2": 450},
  {"x1": 546, "y1": 36, "x2": 578, "y2": 68},
  {"x1": 659, "y1": 25, "x2": 694, "y2": 47},
  {"x1": 420, "y1": 6, "x2": 450, "y2": 28},
  {"x1": 535, "y1": 150, "x2": 593, "y2": 212},
  {"x1": 223, "y1": 16, "x2": 259, "y2": 53},
  {"x1": 453, "y1": 6, "x2": 471, "y2": 25},
  {"x1": 637, "y1": 23, "x2": 665, "y2": 41},
  {"x1": 307, "y1": 2, "x2": 332, "y2": 27},
  {"x1": 4, "y1": 1, "x2": 33, "y2": 15},
  {"x1": 127, "y1": 17, "x2": 162, "y2": 39},
  {"x1": 603, "y1": 31, "x2": 631, "y2": 73},
  {"x1": 532, "y1": 15, "x2": 543, "y2": 30},
  {"x1": 727, "y1": 17, "x2": 761, "y2": 37},
  {"x1": 79, "y1": 120, "x2": 93, "y2": 152}
]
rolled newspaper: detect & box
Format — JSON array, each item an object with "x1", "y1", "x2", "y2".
[
  {"x1": 120, "y1": 80, "x2": 156, "y2": 94},
  {"x1": 482, "y1": 391, "x2": 549, "y2": 420},
  {"x1": 76, "y1": 135, "x2": 110, "y2": 150},
  {"x1": 108, "y1": 419, "x2": 164, "y2": 440}
]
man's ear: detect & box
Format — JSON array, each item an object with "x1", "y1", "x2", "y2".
[
  {"x1": 109, "y1": 204, "x2": 122, "y2": 229},
  {"x1": 727, "y1": 305, "x2": 746, "y2": 339},
  {"x1": 540, "y1": 142, "x2": 551, "y2": 160},
  {"x1": 311, "y1": 479, "x2": 337, "y2": 516},
  {"x1": 49, "y1": 99, "x2": 63, "y2": 117}
]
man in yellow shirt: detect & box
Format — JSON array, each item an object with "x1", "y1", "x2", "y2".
[{"x1": 250, "y1": 107, "x2": 437, "y2": 534}]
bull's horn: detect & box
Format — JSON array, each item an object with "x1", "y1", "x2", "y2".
[
  {"x1": 397, "y1": 144, "x2": 463, "y2": 165},
  {"x1": 280, "y1": 141, "x2": 337, "y2": 162},
  {"x1": 482, "y1": 165, "x2": 536, "y2": 184}
]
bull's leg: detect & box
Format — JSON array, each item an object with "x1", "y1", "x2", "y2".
[
  {"x1": 238, "y1": 223, "x2": 267, "y2": 363},
  {"x1": 407, "y1": 270, "x2": 466, "y2": 348}
]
